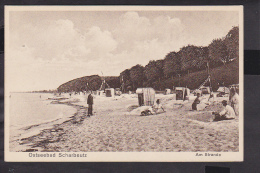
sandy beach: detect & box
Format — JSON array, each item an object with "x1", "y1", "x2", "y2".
[{"x1": 13, "y1": 94, "x2": 239, "y2": 152}]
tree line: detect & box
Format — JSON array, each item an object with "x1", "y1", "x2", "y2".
[
  {"x1": 57, "y1": 26, "x2": 238, "y2": 93},
  {"x1": 119, "y1": 26, "x2": 239, "y2": 92}
]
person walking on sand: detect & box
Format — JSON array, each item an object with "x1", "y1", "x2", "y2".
[
  {"x1": 87, "y1": 91, "x2": 94, "y2": 116},
  {"x1": 212, "y1": 100, "x2": 235, "y2": 121},
  {"x1": 192, "y1": 93, "x2": 201, "y2": 110},
  {"x1": 230, "y1": 88, "x2": 239, "y2": 116}
]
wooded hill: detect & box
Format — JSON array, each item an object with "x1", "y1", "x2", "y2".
[
  {"x1": 57, "y1": 75, "x2": 120, "y2": 93},
  {"x1": 162, "y1": 59, "x2": 238, "y2": 91},
  {"x1": 120, "y1": 26, "x2": 239, "y2": 92},
  {"x1": 57, "y1": 26, "x2": 239, "y2": 93}
]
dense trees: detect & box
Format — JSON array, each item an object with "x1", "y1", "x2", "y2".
[
  {"x1": 208, "y1": 26, "x2": 239, "y2": 67},
  {"x1": 58, "y1": 26, "x2": 239, "y2": 92},
  {"x1": 179, "y1": 45, "x2": 209, "y2": 73},
  {"x1": 129, "y1": 64, "x2": 145, "y2": 90},
  {"x1": 224, "y1": 26, "x2": 239, "y2": 64},
  {"x1": 120, "y1": 69, "x2": 132, "y2": 92},
  {"x1": 163, "y1": 52, "x2": 180, "y2": 79},
  {"x1": 208, "y1": 39, "x2": 229, "y2": 66},
  {"x1": 144, "y1": 61, "x2": 161, "y2": 83},
  {"x1": 119, "y1": 26, "x2": 239, "y2": 92},
  {"x1": 142, "y1": 60, "x2": 164, "y2": 90}
]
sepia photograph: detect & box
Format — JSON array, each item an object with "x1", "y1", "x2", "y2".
[{"x1": 5, "y1": 6, "x2": 243, "y2": 162}]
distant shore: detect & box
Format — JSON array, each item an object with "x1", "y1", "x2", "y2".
[{"x1": 12, "y1": 94, "x2": 239, "y2": 152}]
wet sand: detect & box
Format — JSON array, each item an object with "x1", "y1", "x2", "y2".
[{"x1": 14, "y1": 94, "x2": 239, "y2": 152}]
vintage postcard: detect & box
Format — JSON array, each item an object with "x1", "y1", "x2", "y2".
[{"x1": 5, "y1": 6, "x2": 243, "y2": 162}]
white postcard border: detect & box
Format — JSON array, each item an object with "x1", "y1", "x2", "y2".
[{"x1": 4, "y1": 5, "x2": 244, "y2": 162}]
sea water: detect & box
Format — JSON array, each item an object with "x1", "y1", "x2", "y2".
[{"x1": 8, "y1": 93, "x2": 77, "y2": 143}]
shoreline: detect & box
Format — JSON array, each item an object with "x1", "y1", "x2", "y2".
[
  {"x1": 12, "y1": 98, "x2": 87, "y2": 152},
  {"x1": 12, "y1": 94, "x2": 239, "y2": 152}
]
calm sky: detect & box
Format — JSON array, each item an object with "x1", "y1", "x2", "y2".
[{"x1": 6, "y1": 8, "x2": 239, "y2": 92}]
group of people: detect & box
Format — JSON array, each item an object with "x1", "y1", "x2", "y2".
[
  {"x1": 87, "y1": 87, "x2": 239, "y2": 121},
  {"x1": 192, "y1": 88, "x2": 239, "y2": 121}
]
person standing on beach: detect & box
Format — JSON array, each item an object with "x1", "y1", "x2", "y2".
[
  {"x1": 192, "y1": 93, "x2": 201, "y2": 110},
  {"x1": 230, "y1": 88, "x2": 239, "y2": 116},
  {"x1": 87, "y1": 92, "x2": 94, "y2": 116}
]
